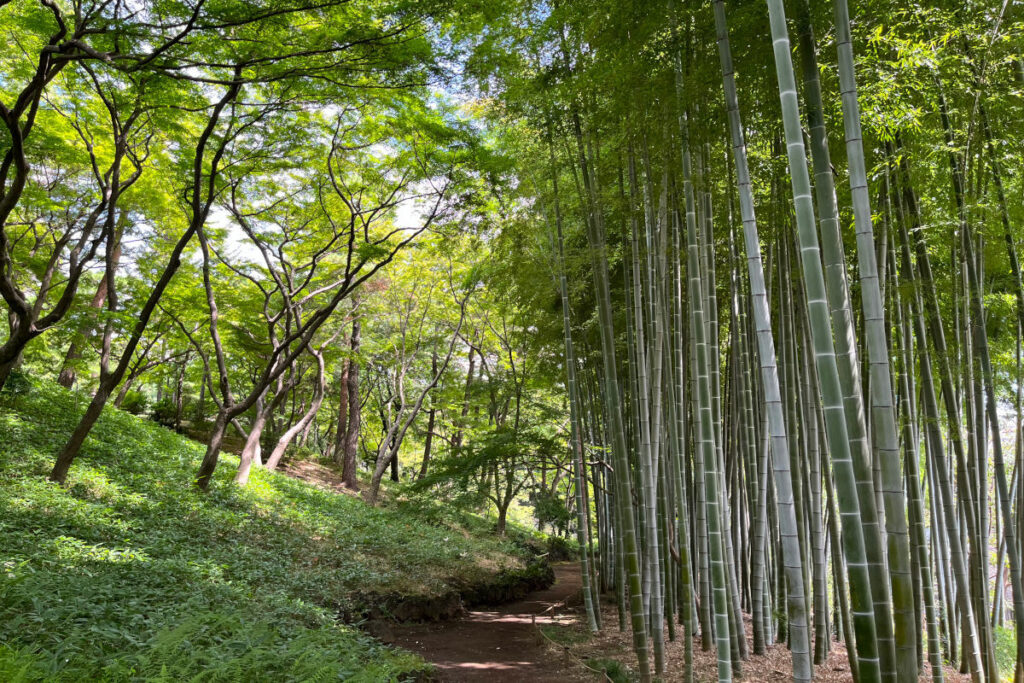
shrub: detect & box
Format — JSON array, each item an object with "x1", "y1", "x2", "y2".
[
  {"x1": 586, "y1": 658, "x2": 633, "y2": 683},
  {"x1": 546, "y1": 535, "x2": 578, "y2": 561},
  {"x1": 119, "y1": 390, "x2": 148, "y2": 415},
  {"x1": 530, "y1": 489, "x2": 572, "y2": 535},
  {"x1": 150, "y1": 397, "x2": 177, "y2": 427},
  {"x1": 0, "y1": 368, "x2": 32, "y2": 397}
]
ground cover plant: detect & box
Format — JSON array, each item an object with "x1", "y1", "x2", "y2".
[
  {"x1": 2, "y1": 0, "x2": 1023, "y2": 680},
  {"x1": 0, "y1": 378, "x2": 529, "y2": 681}
]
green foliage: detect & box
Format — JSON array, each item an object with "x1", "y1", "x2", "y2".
[
  {"x1": 585, "y1": 657, "x2": 634, "y2": 682},
  {"x1": 105, "y1": 611, "x2": 424, "y2": 682},
  {"x1": 0, "y1": 381, "x2": 528, "y2": 681},
  {"x1": 0, "y1": 645, "x2": 49, "y2": 682},
  {"x1": 149, "y1": 397, "x2": 176, "y2": 427},
  {"x1": 119, "y1": 391, "x2": 148, "y2": 416},
  {"x1": 544, "y1": 535, "x2": 579, "y2": 562},
  {"x1": 530, "y1": 489, "x2": 572, "y2": 534},
  {"x1": 539, "y1": 623, "x2": 590, "y2": 646},
  {"x1": 994, "y1": 625, "x2": 1017, "y2": 682},
  {"x1": 390, "y1": 494, "x2": 555, "y2": 561},
  {"x1": 0, "y1": 369, "x2": 32, "y2": 397}
]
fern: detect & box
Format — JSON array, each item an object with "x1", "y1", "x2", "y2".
[{"x1": 0, "y1": 645, "x2": 49, "y2": 682}]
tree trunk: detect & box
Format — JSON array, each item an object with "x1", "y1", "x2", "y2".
[
  {"x1": 57, "y1": 224, "x2": 124, "y2": 389},
  {"x1": 267, "y1": 351, "x2": 326, "y2": 470},
  {"x1": 196, "y1": 411, "x2": 230, "y2": 489},
  {"x1": 341, "y1": 315, "x2": 361, "y2": 490},
  {"x1": 56, "y1": 285, "x2": 106, "y2": 389},
  {"x1": 451, "y1": 341, "x2": 476, "y2": 454},
  {"x1": 419, "y1": 407, "x2": 436, "y2": 480},
  {"x1": 113, "y1": 376, "x2": 136, "y2": 408},
  {"x1": 332, "y1": 360, "x2": 349, "y2": 466},
  {"x1": 367, "y1": 304, "x2": 467, "y2": 505},
  {"x1": 49, "y1": 76, "x2": 243, "y2": 484},
  {"x1": 496, "y1": 502, "x2": 509, "y2": 536},
  {"x1": 173, "y1": 356, "x2": 188, "y2": 431},
  {"x1": 236, "y1": 400, "x2": 273, "y2": 483}
]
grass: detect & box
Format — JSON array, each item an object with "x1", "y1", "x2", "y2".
[
  {"x1": 539, "y1": 623, "x2": 591, "y2": 646},
  {"x1": 0, "y1": 378, "x2": 535, "y2": 681},
  {"x1": 584, "y1": 657, "x2": 633, "y2": 682}
]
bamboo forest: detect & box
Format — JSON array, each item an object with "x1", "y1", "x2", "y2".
[{"x1": 1, "y1": 0, "x2": 1023, "y2": 681}]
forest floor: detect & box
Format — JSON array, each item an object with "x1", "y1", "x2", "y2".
[
  {"x1": 0, "y1": 379, "x2": 543, "y2": 681},
  {"x1": 390, "y1": 552, "x2": 976, "y2": 682},
  {"x1": 546, "y1": 588, "x2": 974, "y2": 682},
  {"x1": 385, "y1": 562, "x2": 588, "y2": 681},
  {"x1": 0, "y1": 380, "x2": 987, "y2": 682}
]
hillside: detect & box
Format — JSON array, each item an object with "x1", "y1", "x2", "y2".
[{"x1": 0, "y1": 380, "x2": 537, "y2": 681}]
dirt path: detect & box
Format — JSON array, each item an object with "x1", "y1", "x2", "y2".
[{"x1": 385, "y1": 562, "x2": 587, "y2": 682}]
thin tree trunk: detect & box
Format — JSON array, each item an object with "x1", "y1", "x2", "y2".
[
  {"x1": 546, "y1": 126, "x2": 599, "y2": 632},
  {"x1": 57, "y1": 228, "x2": 122, "y2": 388},
  {"x1": 570, "y1": 107, "x2": 651, "y2": 681},
  {"x1": 892, "y1": 149, "x2": 984, "y2": 681},
  {"x1": 832, "y1": 1, "x2": 916, "y2": 677},
  {"x1": 342, "y1": 311, "x2": 362, "y2": 490},
  {"x1": 332, "y1": 359, "x2": 350, "y2": 466},
  {"x1": 267, "y1": 351, "x2": 326, "y2": 470},
  {"x1": 50, "y1": 75, "x2": 244, "y2": 485}
]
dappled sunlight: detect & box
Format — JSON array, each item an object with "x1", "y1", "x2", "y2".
[
  {"x1": 50, "y1": 536, "x2": 152, "y2": 565},
  {"x1": 0, "y1": 381, "x2": 539, "y2": 680},
  {"x1": 386, "y1": 563, "x2": 584, "y2": 681},
  {"x1": 67, "y1": 466, "x2": 148, "y2": 508},
  {"x1": 450, "y1": 660, "x2": 537, "y2": 670},
  {"x1": 1, "y1": 0, "x2": 1019, "y2": 679}
]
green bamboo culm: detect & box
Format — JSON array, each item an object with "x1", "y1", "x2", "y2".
[
  {"x1": 891, "y1": 152, "x2": 984, "y2": 683},
  {"x1": 791, "y1": 13, "x2": 895, "y2": 678},
  {"x1": 545, "y1": 130, "x2": 600, "y2": 635},
  {"x1": 627, "y1": 149, "x2": 667, "y2": 676},
  {"x1": 673, "y1": 46, "x2": 714, "y2": 653},
  {"x1": 957, "y1": 149, "x2": 1024, "y2": 683},
  {"x1": 763, "y1": 0, "x2": 880, "y2": 679},
  {"x1": 668, "y1": 197, "x2": 697, "y2": 683},
  {"x1": 712, "y1": 1, "x2": 809, "y2": 679},
  {"x1": 895, "y1": 291, "x2": 944, "y2": 683},
  {"x1": 831, "y1": 2, "x2": 916, "y2": 680},
  {"x1": 673, "y1": 44, "x2": 730, "y2": 680},
  {"x1": 685, "y1": 159, "x2": 732, "y2": 683},
  {"x1": 571, "y1": 112, "x2": 652, "y2": 683},
  {"x1": 791, "y1": 4, "x2": 896, "y2": 678}
]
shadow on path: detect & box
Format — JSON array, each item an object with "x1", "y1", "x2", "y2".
[{"x1": 386, "y1": 562, "x2": 584, "y2": 681}]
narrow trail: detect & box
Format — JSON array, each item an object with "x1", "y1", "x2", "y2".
[{"x1": 385, "y1": 562, "x2": 586, "y2": 682}]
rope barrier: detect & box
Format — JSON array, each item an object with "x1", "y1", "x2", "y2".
[{"x1": 530, "y1": 601, "x2": 616, "y2": 682}]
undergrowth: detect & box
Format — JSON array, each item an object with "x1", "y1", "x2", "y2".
[
  {"x1": 994, "y1": 625, "x2": 1017, "y2": 682},
  {"x1": 539, "y1": 623, "x2": 591, "y2": 646},
  {"x1": 585, "y1": 657, "x2": 633, "y2": 682},
  {"x1": 0, "y1": 379, "x2": 532, "y2": 681}
]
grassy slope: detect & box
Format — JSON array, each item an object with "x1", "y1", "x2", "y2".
[{"x1": 0, "y1": 380, "x2": 529, "y2": 681}]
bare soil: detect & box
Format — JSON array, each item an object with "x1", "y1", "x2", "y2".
[
  {"x1": 276, "y1": 460, "x2": 967, "y2": 682},
  {"x1": 279, "y1": 459, "x2": 363, "y2": 497},
  {"x1": 385, "y1": 562, "x2": 588, "y2": 682},
  {"x1": 385, "y1": 560, "x2": 975, "y2": 682},
  {"x1": 566, "y1": 597, "x2": 973, "y2": 682}
]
